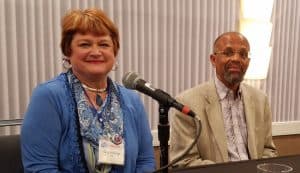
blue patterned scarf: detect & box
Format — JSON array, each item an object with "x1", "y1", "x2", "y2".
[{"x1": 67, "y1": 70, "x2": 124, "y2": 172}]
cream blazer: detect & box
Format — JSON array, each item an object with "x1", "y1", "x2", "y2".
[{"x1": 169, "y1": 81, "x2": 278, "y2": 167}]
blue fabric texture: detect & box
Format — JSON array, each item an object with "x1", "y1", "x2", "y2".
[
  {"x1": 21, "y1": 72, "x2": 156, "y2": 173},
  {"x1": 68, "y1": 70, "x2": 123, "y2": 172}
]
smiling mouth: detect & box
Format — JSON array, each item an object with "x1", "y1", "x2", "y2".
[
  {"x1": 226, "y1": 62, "x2": 242, "y2": 72},
  {"x1": 228, "y1": 67, "x2": 241, "y2": 72},
  {"x1": 86, "y1": 60, "x2": 104, "y2": 63}
]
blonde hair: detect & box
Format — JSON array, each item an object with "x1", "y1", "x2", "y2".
[{"x1": 60, "y1": 8, "x2": 120, "y2": 56}]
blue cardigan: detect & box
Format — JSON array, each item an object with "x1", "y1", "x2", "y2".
[{"x1": 21, "y1": 73, "x2": 156, "y2": 173}]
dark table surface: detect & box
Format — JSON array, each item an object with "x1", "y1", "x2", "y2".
[{"x1": 171, "y1": 155, "x2": 300, "y2": 173}]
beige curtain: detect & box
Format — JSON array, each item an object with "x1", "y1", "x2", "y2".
[
  {"x1": 267, "y1": 0, "x2": 300, "y2": 121},
  {"x1": 2, "y1": 0, "x2": 299, "y2": 136}
]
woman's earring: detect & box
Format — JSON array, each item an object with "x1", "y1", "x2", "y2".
[
  {"x1": 62, "y1": 57, "x2": 72, "y2": 69},
  {"x1": 112, "y1": 61, "x2": 119, "y2": 71}
]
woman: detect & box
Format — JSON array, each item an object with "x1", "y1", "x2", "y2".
[{"x1": 21, "y1": 8, "x2": 155, "y2": 173}]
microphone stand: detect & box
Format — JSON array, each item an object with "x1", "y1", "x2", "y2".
[{"x1": 158, "y1": 104, "x2": 170, "y2": 173}]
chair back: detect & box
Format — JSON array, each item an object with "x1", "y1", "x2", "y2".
[{"x1": 0, "y1": 135, "x2": 23, "y2": 173}]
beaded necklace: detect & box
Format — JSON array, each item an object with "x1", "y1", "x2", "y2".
[
  {"x1": 82, "y1": 83, "x2": 107, "y2": 107},
  {"x1": 82, "y1": 83, "x2": 107, "y2": 93}
]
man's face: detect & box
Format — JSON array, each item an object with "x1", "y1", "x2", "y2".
[{"x1": 210, "y1": 33, "x2": 250, "y2": 88}]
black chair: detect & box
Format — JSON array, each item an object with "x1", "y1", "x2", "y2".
[{"x1": 0, "y1": 135, "x2": 23, "y2": 173}]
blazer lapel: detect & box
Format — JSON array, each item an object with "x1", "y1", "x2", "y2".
[
  {"x1": 241, "y1": 84, "x2": 257, "y2": 159},
  {"x1": 205, "y1": 84, "x2": 229, "y2": 161}
]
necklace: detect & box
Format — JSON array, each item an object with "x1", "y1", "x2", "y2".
[
  {"x1": 82, "y1": 83, "x2": 107, "y2": 107},
  {"x1": 84, "y1": 91, "x2": 104, "y2": 108},
  {"x1": 82, "y1": 83, "x2": 107, "y2": 93}
]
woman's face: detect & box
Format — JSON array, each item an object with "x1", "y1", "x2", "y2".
[{"x1": 69, "y1": 33, "x2": 115, "y2": 80}]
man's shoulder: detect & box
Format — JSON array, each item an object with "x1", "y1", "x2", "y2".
[
  {"x1": 177, "y1": 81, "x2": 215, "y2": 99},
  {"x1": 241, "y1": 82, "x2": 267, "y2": 97}
]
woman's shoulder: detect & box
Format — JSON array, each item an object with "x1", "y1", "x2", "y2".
[
  {"x1": 115, "y1": 83, "x2": 144, "y2": 108},
  {"x1": 116, "y1": 83, "x2": 139, "y2": 98},
  {"x1": 32, "y1": 72, "x2": 69, "y2": 97}
]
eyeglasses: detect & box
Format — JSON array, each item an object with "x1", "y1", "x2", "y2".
[{"x1": 214, "y1": 48, "x2": 250, "y2": 60}]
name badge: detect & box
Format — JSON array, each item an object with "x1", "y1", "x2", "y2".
[{"x1": 98, "y1": 138, "x2": 124, "y2": 165}]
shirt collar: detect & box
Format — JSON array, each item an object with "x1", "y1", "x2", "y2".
[{"x1": 214, "y1": 76, "x2": 242, "y2": 100}]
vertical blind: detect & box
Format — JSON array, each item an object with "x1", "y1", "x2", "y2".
[
  {"x1": 267, "y1": 0, "x2": 300, "y2": 121},
  {"x1": 0, "y1": 0, "x2": 299, "y2": 135}
]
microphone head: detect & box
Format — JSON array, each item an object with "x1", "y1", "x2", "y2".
[{"x1": 122, "y1": 72, "x2": 140, "y2": 89}]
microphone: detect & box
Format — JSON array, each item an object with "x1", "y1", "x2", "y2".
[{"x1": 122, "y1": 72, "x2": 195, "y2": 118}]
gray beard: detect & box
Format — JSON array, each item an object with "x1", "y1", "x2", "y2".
[{"x1": 224, "y1": 71, "x2": 244, "y2": 85}]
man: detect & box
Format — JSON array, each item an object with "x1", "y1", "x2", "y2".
[{"x1": 169, "y1": 32, "x2": 278, "y2": 167}]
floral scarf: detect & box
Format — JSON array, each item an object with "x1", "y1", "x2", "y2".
[{"x1": 67, "y1": 70, "x2": 124, "y2": 172}]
